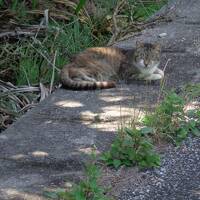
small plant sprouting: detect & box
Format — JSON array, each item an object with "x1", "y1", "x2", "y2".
[
  {"x1": 101, "y1": 127, "x2": 160, "y2": 169},
  {"x1": 44, "y1": 161, "x2": 110, "y2": 200},
  {"x1": 143, "y1": 91, "x2": 200, "y2": 145}
]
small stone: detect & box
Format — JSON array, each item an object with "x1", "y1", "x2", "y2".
[
  {"x1": 64, "y1": 182, "x2": 73, "y2": 188},
  {"x1": 158, "y1": 33, "x2": 167, "y2": 38}
]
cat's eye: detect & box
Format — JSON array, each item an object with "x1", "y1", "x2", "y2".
[{"x1": 140, "y1": 53, "x2": 145, "y2": 57}]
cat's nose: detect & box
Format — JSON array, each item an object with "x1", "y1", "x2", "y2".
[{"x1": 144, "y1": 62, "x2": 148, "y2": 67}]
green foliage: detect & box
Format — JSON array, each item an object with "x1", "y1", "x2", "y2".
[
  {"x1": 31, "y1": 0, "x2": 39, "y2": 9},
  {"x1": 17, "y1": 52, "x2": 40, "y2": 85},
  {"x1": 102, "y1": 86, "x2": 200, "y2": 169},
  {"x1": 143, "y1": 91, "x2": 200, "y2": 145},
  {"x1": 76, "y1": 0, "x2": 87, "y2": 14},
  {"x1": 132, "y1": 0, "x2": 168, "y2": 20},
  {"x1": 9, "y1": 0, "x2": 27, "y2": 20},
  {"x1": 185, "y1": 109, "x2": 200, "y2": 136},
  {"x1": 184, "y1": 83, "x2": 200, "y2": 99},
  {"x1": 1, "y1": 19, "x2": 104, "y2": 86},
  {"x1": 0, "y1": 0, "x2": 3, "y2": 7},
  {"x1": 101, "y1": 127, "x2": 160, "y2": 169},
  {"x1": 94, "y1": 0, "x2": 167, "y2": 21},
  {"x1": 44, "y1": 163, "x2": 110, "y2": 200}
]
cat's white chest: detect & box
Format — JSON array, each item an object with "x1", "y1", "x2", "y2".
[
  {"x1": 135, "y1": 60, "x2": 159, "y2": 75},
  {"x1": 139, "y1": 65, "x2": 158, "y2": 75}
]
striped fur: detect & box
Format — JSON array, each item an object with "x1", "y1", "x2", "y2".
[{"x1": 60, "y1": 42, "x2": 163, "y2": 90}]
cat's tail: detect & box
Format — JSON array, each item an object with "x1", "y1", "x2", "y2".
[{"x1": 60, "y1": 68, "x2": 116, "y2": 90}]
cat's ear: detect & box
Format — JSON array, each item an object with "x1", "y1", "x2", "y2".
[{"x1": 136, "y1": 41, "x2": 143, "y2": 47}]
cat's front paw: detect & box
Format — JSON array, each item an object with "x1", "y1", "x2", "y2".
[
  {"x1": 155, "y1": 68, "x2": 164, "y2": 78},
  {"x1": 144, "y1": 73, "x2": 163, "y2": 80}
]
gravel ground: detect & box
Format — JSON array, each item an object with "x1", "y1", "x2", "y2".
[{"x1": 119, "y1": 136, "x2": 200, "y2": 200}]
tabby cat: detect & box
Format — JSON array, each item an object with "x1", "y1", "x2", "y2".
[{"x1": 60, "y1": 41, "x2": 164, "y2": 90}]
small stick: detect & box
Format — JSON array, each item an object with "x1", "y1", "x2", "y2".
[
  {"x1": 50, "y1": 50, "x2": 57, "y2": 93},
  {"x1": 162, "y1": 58, "x2": 171, "y2": 73},
  {"x1": 157, "y1": 58, "x2": 171, "y2": 102},
  {"x1": 44, "y1": 9, "x2": 49, "y2": 27},
  {"x1": 0, "y1": 31, "x2": 35, "y2": 39},
  {"x1": 107, "y1": 0, "x2": 126, "y2": 45}
]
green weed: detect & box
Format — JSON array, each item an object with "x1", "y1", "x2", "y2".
[
  {"x1": 44, "y1": 162, "x2": 110, "y2": 200},
  {"x1": 184, "y1": 83, "x2": 200, "y2": 99},
  {"x1": 102, "y1": 85, "x2": 200, "y2": 169},
  {"x1": 133, "y1": 0, "x2": 168, "y2": 20},
  {"x1": 101, "y1": 127, "x2": 160, "y2": 169},
  {"x1": 185, "y1": 107, "x2": 200, "y2": 137},
  {"x1": 31, "y1": 0, "x2": 39, "y2": 9},
  {"x1": 143, "y1": 90, "x2": 200, "y2": 145},
  {"x1": 76, "y1": 0, "x2": 87, "y2": 14}
]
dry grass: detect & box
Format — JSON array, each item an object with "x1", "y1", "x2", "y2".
[{"x1": 0, "y1": 80, "x2": 51, "y2": 131}]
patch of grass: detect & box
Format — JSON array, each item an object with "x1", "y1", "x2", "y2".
[
  {"x1": 17, "y1": 51, "x2": 40, "y2": 85},
  {"x1": 133, "y1": 0, "x2": 168, "y2": 20},
  {"x1": 143, "y1": 92, "x2": 186, "y2": 143},
  {"x1": 101, "y1": 127, "x2": 160, "y2": 169},
  {"x1": 44, "y1": 162, "x2": 110, "y2": 200},
  {"x1": 184, "y1": 83, "x2": 200, "y2": 99},
  {"x1": 143, "y1": 90, "x2": 200, "y2": 145},
  {"x1": 1, "y1": 18, "x2": 105, "y2": 86},
  {"x1": 8, "y1": 0, "x2": 27, "y2": 21}
]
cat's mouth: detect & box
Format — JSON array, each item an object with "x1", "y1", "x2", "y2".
[{"x1": 136, "y1": 60, "x2": 159, "y2": 69}]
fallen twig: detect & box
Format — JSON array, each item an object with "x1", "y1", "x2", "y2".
[
  {"x1": 157, "y1": 58, "x2": 171, "y2": 102},
  {"x1": 39, "y1": 83, "x2": 49, "y2": 102},
  {"x1": 107, "y1": 0, "x2": 126, "y2": 45},
  {"x1": 0, "y1": 86, "x2": 40, "y2": 95},
  {"x1": 108, "y1": 2, "x2": 174, "y2": 45},
  {"x1": 0, "y1": 31, "x2": 35, "y2": 39},
  {"x1": 50, "y1": 50, "x2": 57, "y2": 93}
]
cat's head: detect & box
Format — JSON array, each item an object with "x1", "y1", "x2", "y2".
[{"x1": 133, "y1": 41, "x2": 161, "y2": 70}]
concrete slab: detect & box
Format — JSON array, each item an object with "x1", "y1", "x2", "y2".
[{"x1": 0, "y1": 0, "x2": 200, "y2": 199}]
